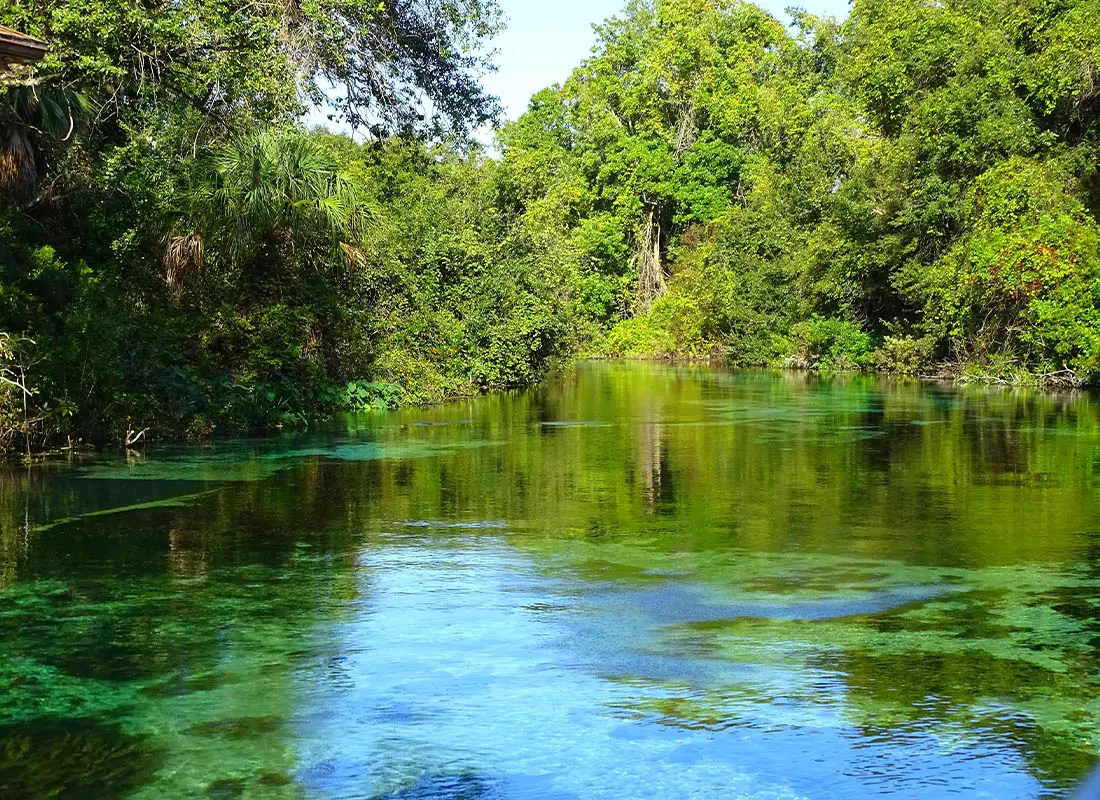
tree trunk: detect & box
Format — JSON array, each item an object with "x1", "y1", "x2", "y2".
[
  {"x1": 674, "y1": 101, "x2": 697, "y2": 160},
  {"x1": 635, "y1": 203, "x2": 666, "y2": 311}
]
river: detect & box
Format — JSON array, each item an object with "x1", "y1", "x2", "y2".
[{"x1": 1, "y1": 362, "x2": 1099, "y2": 798}]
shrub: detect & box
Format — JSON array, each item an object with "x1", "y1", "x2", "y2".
[
  {"x1": 874, "y1": 334, "x2": 937, "y2": 374},
  {"x1": 912, "y1": 158, "x2": 1100, "y2": 382},
  {"x1": 786, "y1": 317, "x2": 875, "y2": 371},
  {"x1": 327, "y1": 380, "x2": 404, "y2": 412},
  {"x1": 606, "y1": 293, "x2": 710, "y2": 358}
]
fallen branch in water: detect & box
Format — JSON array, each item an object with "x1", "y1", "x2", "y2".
[{"x1": 124, "y1": 426, "x2": 149, "y2": 448}]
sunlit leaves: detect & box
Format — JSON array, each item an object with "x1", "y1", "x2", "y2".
[{"x1": 176, "y1": 130, "x2": 371, "y2": 273}]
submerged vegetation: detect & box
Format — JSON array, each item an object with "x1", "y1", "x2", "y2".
[
  {"x1": 2, "y1": 0, "x2": 1100, "y2": 451},
  {"x1": 4, "y1": 364, "x2": 1100, "y2": 795}
]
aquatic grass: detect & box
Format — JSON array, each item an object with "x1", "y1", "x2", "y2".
[
  {"x1": 74, "y1": 439, "x2": 505, "y2": 483},
  {"x1": 30, "y1": 490, "x2": 220, "y2": 533}
]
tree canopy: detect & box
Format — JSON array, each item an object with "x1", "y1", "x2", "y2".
[
  {"x1": 498, "y1": 0, "x2": 1100, "y2": 383},
  {"x1": 6, "y1": 0, "x2": 501, "y2": 134}
]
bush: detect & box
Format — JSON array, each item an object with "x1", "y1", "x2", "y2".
[
  {"x1": 874, "y1": 334, "x2": 937, "y2": 374},
  {"x1": 327, "y1": 380, "x2": 404, "y2": 412},
  {"x1": 912, "y1": 158, "x2": 1100, "y2": 382},
  {"x1": 786, "y1": 317, "x2": 875, "y2": 371},
  {"x1": 606, "y1": 293, "x2": 710, "y2": 358}
]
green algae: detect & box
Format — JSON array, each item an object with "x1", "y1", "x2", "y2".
[
  {"x1": 74, "y1": 439, "x2": 504, "y2": 484},
  {"x1": 31, "y1": 490, "x2": 220, "y2": 532}
]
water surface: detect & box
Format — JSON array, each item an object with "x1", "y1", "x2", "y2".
[{"x1": 3, "y1": 363, "x2": 1100, "y2": 798}]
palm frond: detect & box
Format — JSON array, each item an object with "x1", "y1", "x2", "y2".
[
  {"x1": 163, "y1": 234, "x2": 206, "y2": 290},
  {"x1": 178, "y1": 129, "x2": 373, "y2": 272},
  {"x1": 0, "y1": 126, "x2": 37, "y2": 201},
  {"x1": 0, "y1": 84, "x2": 91, "y2": 202}
]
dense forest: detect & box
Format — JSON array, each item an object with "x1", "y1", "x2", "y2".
[{"x1": 2, "y1": 0, "x2": 1099, "y2": 453}]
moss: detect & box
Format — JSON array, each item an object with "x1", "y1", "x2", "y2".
[{"x1": 205, "y1": 778, "x2": 246, "y2": 799}]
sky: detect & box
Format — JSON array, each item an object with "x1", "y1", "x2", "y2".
[
  {"x1": 306, "y1": 0, "x2": 852, "y2": 134},
  {"x1": 483, "y1": 0, "x2": 853, "y2": 122}
]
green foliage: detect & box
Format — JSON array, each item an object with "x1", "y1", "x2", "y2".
[
  {"x1": 174, "y1": 130, "x2": 369, "y2": 274},
  {"x1": 910, "y1": 158, "x2": 1100, "y2": 382},
  {"x1": 6, "y1": 0, "x2": 1100, "y2": 451},
  {"x1": 498, "y1": 0, "x2": 1100, "y2": 384},
  {"x1": 0, "y1": 333, "x2": 33, "y2": 456},
  {"x1": 607, "y1": 293, "x2": 709, "y2": 358},
  {"x1": 786, "y1": 317, "x2": 876, "y2": 372},
  {"x1": 5, "y1": 0, "x2": 501, "y2": 136},
  {"x1": 873, "y1": 335, "x2": 937, "y2": 375},
  {"x1": 0, "y1": 2, "x2": 560, "y2": 450},
  {"x1": 327, "y1": 380, "x2": 405, "y2": 413}
]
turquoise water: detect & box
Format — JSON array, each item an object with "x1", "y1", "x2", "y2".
[{"x1": 2, "y1": 362, "x2": 1100, "y2": 798}]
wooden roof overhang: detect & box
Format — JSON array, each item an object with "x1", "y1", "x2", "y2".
[{"x1": 0, "y1": 25, "x2": 47, "y2": 67}]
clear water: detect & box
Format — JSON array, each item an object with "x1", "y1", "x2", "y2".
[{"x1": 2, "y1": 362, "x2": 1100, "y2": 799}]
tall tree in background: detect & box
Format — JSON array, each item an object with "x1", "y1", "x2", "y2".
[
  {"x1": 499, "y1": 0, "x2": 1100, "y2": 381},
  {"x1": 502, "y1": 0, "x2": 790, "y2": 316}
]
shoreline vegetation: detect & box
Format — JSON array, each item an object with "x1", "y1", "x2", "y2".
[
  {"x1": 2, "y1": 0, "x2": 1100, "y2": 458},
  {"x1": 5, "y1": 359, "x2": 1088, "y2": 464},
  {"x1": 591, "y1": 355, "x2": 1088, "y2": 390}
]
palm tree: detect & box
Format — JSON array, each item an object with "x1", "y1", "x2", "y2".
[
  {"x1": 164, "y1": 129, "x2": 370, "y2": 288},
  {"x1": 0, "y1": 83, "x2": 87, "y2": 203}
]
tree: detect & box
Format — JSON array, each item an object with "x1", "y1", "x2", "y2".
[
  {"x1": 167, "y1": 129, "x2": 370, "y2": 287},
  {"x1": 501, "y1": 0, "x2": 792, "y2": 316},
  {"x1": 3, "y1": 0, "x2": 502, "y2": 138},
  {"x1": 0, "y1": 83, "x2": 87, "y2": 203}
]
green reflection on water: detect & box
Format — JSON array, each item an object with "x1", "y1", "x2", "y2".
[{"x1": 2, "y1": 363, "x2": 1100, "y2": 798}]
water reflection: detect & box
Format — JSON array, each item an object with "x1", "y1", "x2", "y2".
[
  {"x1": 300, "y1": 539, "x2": 1047, "y2": 798},
  {"x1": 0, "y1": 363, "x2": 1099, "y2": 798}
]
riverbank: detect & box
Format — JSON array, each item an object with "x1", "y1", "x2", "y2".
[
  {"x1": 1, "y1": 354, "x2": 582, "y2": 462},
  {"x1": 593, "y1": 348, "x2": 1091, "y2": 390}
]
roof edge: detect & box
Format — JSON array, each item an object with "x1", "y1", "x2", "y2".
[{"x1": 0, "y1": 24, "x2": 47, "y2": 64}]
